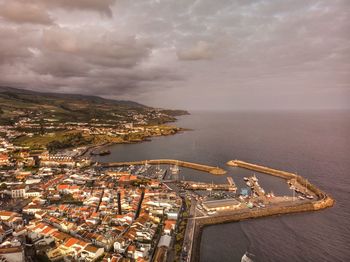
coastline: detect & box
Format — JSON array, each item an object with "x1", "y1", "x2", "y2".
[
  {"x1": 191, "y1": 195, "x2": 334, "y2": 262},
  {"x1": 92, "y1": 156, "x2": 334, "y2": 262},
  {"x1": 80, "y1": 126, "x2": 190, "y2": 158},
  {"x1": 190, "y1": 160, "x2": 335, "y2": 262}
]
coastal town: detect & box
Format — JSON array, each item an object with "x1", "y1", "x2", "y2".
[
  {"x1": 0, "y1": 131, "x2": 185, "y2": 262},
  {"x1": 0, "y1": 119, "x2": 335, "y2": 262},
  {"x1": 0, "y1": 87, "x2": 335, "y2": 262}
]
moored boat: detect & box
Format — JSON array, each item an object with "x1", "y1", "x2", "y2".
[{"x1": 241, "y1": 251, "x2": 255, "y2": 262}]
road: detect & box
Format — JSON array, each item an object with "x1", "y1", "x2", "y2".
[{"x1": 182, "y1": 195, "x2": 197, "y2": 262}]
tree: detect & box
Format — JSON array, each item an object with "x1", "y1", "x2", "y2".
[{"x1": 0, "y1": 183, "x2": 7, "y2": 190}]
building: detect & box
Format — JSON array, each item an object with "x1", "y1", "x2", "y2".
[
  {"x1": 40, "y1": 154, "x2": 75, "y2": 167},
  {"x1": 0, "y1": 246, "x2": 25, "y2": 262},
  {"x1": 202, "y1": 199, "x2": 241, "y2": 212},
  {"x1": 0, "y1": 154, "x2": 9, "y2": 166},
  {"x1": 11, "y1": 185, "x2": 27, "y2": 199}
]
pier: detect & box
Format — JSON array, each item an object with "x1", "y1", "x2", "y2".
[
  {"x1": 188, "y1": 160, "x2": 335, "y2": 262},
  {"x1": 227, "y1": 160, "x2": 330, "y2": 199},
  {"x1": 181, "y1": 181, "x2": 237, "y2": 192},
  {"x1": 98, "y1": 159, "x2": 227, "y2": 175}
]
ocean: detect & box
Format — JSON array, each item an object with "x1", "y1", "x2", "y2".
[{"x1": 93, "y1": 110, "x2": 350, "y2": 262}]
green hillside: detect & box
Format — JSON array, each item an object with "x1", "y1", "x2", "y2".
[{"x1": 0, "y1": 86, "x2": 187, "y2": 125}]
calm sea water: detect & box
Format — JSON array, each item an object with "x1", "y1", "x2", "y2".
[{"x1": 94, "y1": 110, "x2": 350, "y2": 262}]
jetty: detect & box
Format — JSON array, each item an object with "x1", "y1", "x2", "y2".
[
  {"x1": 98, "y1": 159, "x2": 227, "y2": 175},
  {"x1": 181, "y1": 181, "x2": 237, "y2": 192},
  {"x1": 227, "y1": 160, "x2": 331, "y2": 199},
  {"x1": 189, "y1": 160, "x2": 335, "y2": 262}
]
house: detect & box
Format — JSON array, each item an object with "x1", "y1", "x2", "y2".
[
  {"x1": 80, "y1": 245, "x2": 104, "y2": 261},
  {"x1": 158, "y1": 235, "x2": 171, "y2": 248},
  {"x1": 0, "y1": 246, "x2": 25, "y2": 262},
  {"x1": 0, "y1": 153, "x2": 9, "y2": 166},
  {"x1": 0, "y1": 211, "x2": 23, "y2": 229},
  {"x1": 163, "y1": 220, "x2": 176, "y2": 235},
  {"x1": 40, "y1": 154, "x2": 75, "y2": 167},
  {"x1": 113, "y1": 237, "x2": 129, "y2": 253},
  {"x1": 25, "y1": 188, "x2": 42, "y2": 198},
  {"x1": 202, "y1": 198, "x2": 241, "y2": 212},
  {"x1": 57, "y1": 184, "x2": 81, "y2": 194},
  {"x1": 11, "y1": 185, "x2": 27, "y2": 198},
  {"x1": 23, "y1": 204, "x2": 42, "y2": 215}
]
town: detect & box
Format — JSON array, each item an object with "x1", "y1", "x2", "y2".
[
  {"x1": 0, "y1": 126, "x2": 335, "y2": 262},
  {"x1": 0, "y1": 133, "x2": 186, "y2": 262}
]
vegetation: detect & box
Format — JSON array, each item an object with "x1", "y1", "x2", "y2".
[
  {"x1": 13, "y1": 131, "x2": 92, "y2": 151},
  {"x1": 0, "y1": 86, "x2": 187, "y2": 124}
]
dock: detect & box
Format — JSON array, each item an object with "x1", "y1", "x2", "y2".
[
  {"x1": 226, "y1": 177, "x2": 234, "y2": 186},
  {"x1": 98, "y1": 159, "x2": 227, "y2": 175},
  {"x1": 181, "y1": 181, "x2": 237, "y2": 192},
  {"x1": 188, "y1": 160, "x2": 335, "y2": 262},
  {"x1": 226, "y1": 160, "x2": 329, "y2": 199}
]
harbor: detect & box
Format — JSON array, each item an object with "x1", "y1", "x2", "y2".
[
  {"x1": 188, "y1": 160, "x2": 335, "y2": 262},
  {"x1": 89, "y1": 111, "x2": 347, "y2": 262},
  {"x1": 98, "y1": 158, "x2": 335, "y2": 262}
]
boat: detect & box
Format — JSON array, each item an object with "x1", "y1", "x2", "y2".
[
  {"x1": 252, "y1": 174, "x2": 258, "y2": 182},
  {"x1": 266, "y1": 191, "x2": 275, "y2": 198},
  {"x1": 98, "y1": 150, "x2": 111, "y2": 156},
  {"x1": 258, "y1": 203, "x2": 265, "y2": 208},
  {"x1": 155, "y1": 168, "x2": 166, "y2": 180},
  {"x1": 170, "y1": 163, "x2": 180, "y2": 174},
  {"x1": 306, "y1": 194, "x2": 314, "y2": 199},
  {"x1": 241, "y1": 251, "x2": 255, "y2": 262}
]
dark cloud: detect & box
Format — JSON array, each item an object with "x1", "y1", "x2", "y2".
[{"x1": 0, "y1": 0, "x2": 349, "y2": 109}]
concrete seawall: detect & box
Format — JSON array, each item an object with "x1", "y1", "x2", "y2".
[
  {"x1": 227, "y1": 160, "x2": 331, "y2": 199},
  {"x1": 191, "y1": 195, "x2": 334, "y2": 262},
  {"x1": 98, "y1": 159, "x2": 227, "y2": 175},
  {"x1": 190, "y1": 160, "x2": 335, "y2": 262}
]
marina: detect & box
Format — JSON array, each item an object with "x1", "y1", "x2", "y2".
[
  {"x1": 97, "y1": 157, "x2": 334, "y2": 262},
  {"x1": 91, "y1": 111, "x2": 348, "y2": 262}
]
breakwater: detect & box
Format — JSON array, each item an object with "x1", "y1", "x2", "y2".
[
  {"x1": 190, "y1": 160, "x2": 335, "y2": 262},
  {"x1": 191, "y1": 196, "x2": 334, "y2": 262},
  {"x1": 227, "y1": 160, "x2": 331, "y2": 199},
  {"x1": 182, "y1": 181, "x2": 236, "y2": 191},
  {"x1": 98, "y1": 159, "x2": 227, "y2": 175}
]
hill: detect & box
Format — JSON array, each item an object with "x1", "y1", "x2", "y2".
[{"x1": 0, "y1": 86, "x2": 188, "y2": 125}]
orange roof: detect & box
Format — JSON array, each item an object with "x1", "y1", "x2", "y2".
[
  {"x1": 41, "y1": 226, "x2": 55, "y2": 235},
  {"x1": 127, "y1": 245, "x2": 136, "y2": 252},
  {"x1": 64, "y1": 238, "x2": 79, "y2": 248},
  {"x1": 0, "y1": 211, "x2": 16, "y2": 218},
  {"x1": 57, "y1": 184, "x2": 69, "y2": 190}
]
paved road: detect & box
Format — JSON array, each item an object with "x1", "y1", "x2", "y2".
[{"x1": 182, "y1": 195, "x2": 197, "y2": 262}]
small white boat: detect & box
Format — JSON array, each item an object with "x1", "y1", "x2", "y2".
[{"x1": 241, "y1": 252, "x2": 254, "y2": 262}]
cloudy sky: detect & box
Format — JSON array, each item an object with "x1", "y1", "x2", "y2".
[{"x1": 0, "y1": 0, "x2": 349, "y2": 110}]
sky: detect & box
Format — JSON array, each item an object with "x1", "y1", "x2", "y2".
[{"x1": 0, "y1": 0, "x2": 349, "y2": 110}]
